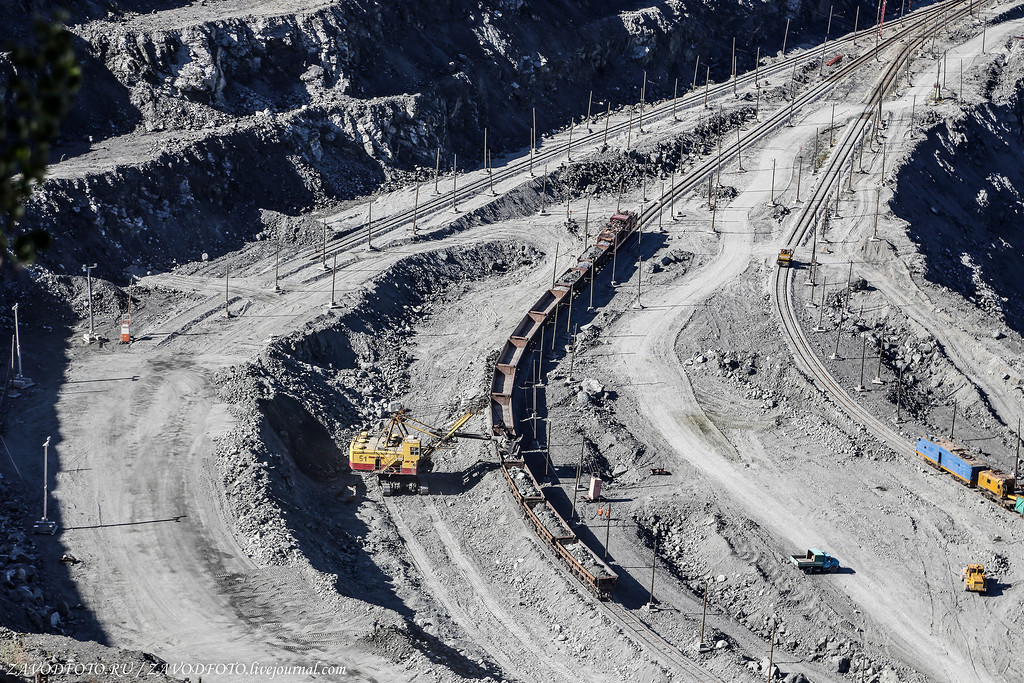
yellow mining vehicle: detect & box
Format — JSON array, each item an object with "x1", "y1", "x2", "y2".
[
  {"x1": 777, "y1": 248, "x2": 794, "y2": 267},
  {"x1": 349, "y1": 410, "x2": 488, "y2": 495},
  {"x1": 963, "y1": 564, "x2": 987, "y2": 593}
]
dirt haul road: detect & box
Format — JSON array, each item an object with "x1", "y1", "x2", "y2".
[
  {"x1": 11, "y1": 2, "x2": 1023, "y2": 682},
  {"x1": 592, "y1": 7, "x2": 1024, "y2": 683}
]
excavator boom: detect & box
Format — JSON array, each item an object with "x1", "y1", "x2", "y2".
[{"x1": 349, "y1": 409, "x2": 490, "y2": 495}]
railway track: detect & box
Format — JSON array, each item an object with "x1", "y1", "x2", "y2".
[
  {"x1": 472, "y1": 3, "x2": 978, "y2": 680},
  {"x1": 602, "y1": 602, "x2": 724, "y2": 682},
  {"x1": 770, "y1": 1, "x2": 983, "y2": 460},
  {"x1": 301, "y1": 0, "x2": 964, "y2": 265},
  {"x1": 281, "y1": 2, "x2": 978, "y2": 680}
]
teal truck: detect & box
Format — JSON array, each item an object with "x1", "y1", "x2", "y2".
[{"x1": 791, "y1": 549, "x2": 840, "y2": 573}]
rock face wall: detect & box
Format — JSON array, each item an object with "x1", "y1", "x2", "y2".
[
  {"x1": 893, "y1": 50, "x2": 1024, "y2": 335},
  {"x1": 3, "y1": 0, "x2": 877, "y2": 278}
]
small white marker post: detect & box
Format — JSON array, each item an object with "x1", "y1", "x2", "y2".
[{"x1": 33, "y1": 437, "x2": 56, "y2": 535}]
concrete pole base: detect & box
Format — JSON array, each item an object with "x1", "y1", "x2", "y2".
[{"x1": 33, "y1": 519, "x2": 57, "y2": 535}]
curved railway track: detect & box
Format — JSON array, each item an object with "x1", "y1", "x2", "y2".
[
  {"x1": 302, "y1": 0, "x2": 965, "y2": 264},
  {"x1": 479, "y1": 1, "x2": 978, "y2": 679},
  {"x1": 603, "y1": 602, "x2": 723, "y2": 682},
  {"x1": 287, "y1": 2, "x2": 979, "y2": 679},
  {"x1": 770, "y1": 0, "x2": 981, "y2": 462}
]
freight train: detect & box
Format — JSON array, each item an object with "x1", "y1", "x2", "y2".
[
  {"x1": 488, "y1": 211, "x2": 639, "y2": 599},
  {"x1": 916, "y1": 435, "x2": 1023, "y2": 513}
]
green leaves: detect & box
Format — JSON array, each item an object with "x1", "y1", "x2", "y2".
[{"x1": 1, "y1": 11, "x2": 81, "y2": 265}]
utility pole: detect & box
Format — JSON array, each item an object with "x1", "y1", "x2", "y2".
[
  {"x1": 830, "y1": 104, "x2": 836, "y2": 147},
  {"x1": 412, "y1": 184, "x2": 420, "y2": 236},
  {"x1": 770, "y1": 160, "x2": 776, "y2": 206},
  {"x1": 704, "y1": 66, "x2": 711, "y2": 108},
  {"x1": 672, "y1": 78, "x2": 679, "y2": 120},
  {"x1": 366, "y1": 200, "x2": 373, "y2": 252},
  {"x1": 856, "y1": 335, "x2": 868, "y2": 392},
  {"x1": 950, "y1": 400, "x2": 958, "y2": 440},
  {"x1": 782, "y1": 18, "x2": 791, "y2": 57},
  {"x1": 831, "y1": 308, "x2": 844, "y2": 360},
  {"x1": 584, "y1": 198, "x2": 591, "y2": 243},
  {"x1": 647, "y1": 534, "x2": 658, "y2": 607},
  {"x1": 872, "y1": 190, "x2": 882, "y2": 241},
  {"x1": 588, "y1": 246, "x2": 596, "y2": 311},
  {"x1": 796, "y1": 156, "x2": 802, "y2": 202},
  {"x1": 329, "y1": 251, "x2": 340, "y2": 309},
  {"x1": 568, "y1": 119, "x2": 574, "y2": 162},
  {"x1": 737, "y1": 128, "x2": 744, "y2": 172},
  {"x1": 545, "y1": 418, "x2": 552, "y2": 480},
  {"x1": 33, "y1": 437, "x2": 56, "y2": 535},
  {"x1": 815, "y1": 278, "x2": 828, "y2": 332},
  {"x1": 603, "y1": 102, "x2": 611, "y2": 146},
  {"x1": 223, "y1": 267, "x2": 230, "y2": 318},
  {"x1": 488, "y1": 149, "x2": 495, "y2": 196},
  {"x1": 1011, "y1": 419, "x2": 1019, "y2": 483},
  {"x1": 586, "y1": 90, "x2": 593, "y2": 131},
  {"x1": 434, "y1": 147, "x2": 440, "y2": 194},
  {"x1": 731, "y1": 38, "x2": 737, "y2": 96},
  {"x1": 552, "y1": 243, "x2": 560, "y2": 288},
  {"x1": 659, "y1": 182, "x2": 665, "y2": 232},
  {"x1": 566, "y1": 285, "x2": 575, "y2": 333},
  {"x1": 626, "y1": 105, "x2": 633, "y2": 150},
  {"x1": 566, "y1": 325, "x2": 578, "y2": 381},
  {"x1": 670, "y1": 169, "x2": 677, "y2": 219},
  {"x1": 274, "y1": 227, "x2": 282, "y2": 291},
  {"x1": 635, "y1": 248, "x2": 643, "y2": 309},
  {"x1": 82, "y1": 263, "x2": 99, "y2": 342},
  {"x1": 639, "y1": 70, "x2": 646, "y2": 132},
  {"x1": 321, "y1": 220, "x2": 329, "y2": 269},
  {"x1": 814, "y1": 128, "x2": 820, "y2": 173},
  {"x1": 11, "y1": 304, "x2": 30, "y2": 387},
  {"x1": 700, "y1": 581, "x2": 709, "y2": 646},
  {"x1": 603, "y1": 502, "x2": 613, "y2": 560},
  {"x1": 611, "y1": 233, "x2": 619, "y2": 285},
  {"x1": 872, "y1": 329, "x2": 886, "y2": 384},
  {"x1": 767, "y1": 619, "x2": 778, "y2": 682},
  {"x1": 845, "y1": 261, "x2": 854, "y2": 311},
  {"x1": 896, "y1": 364, "x2": 905, "y2": 422},
  {"x1": 452, "y1": 154, "x2": 458, "y2": 213},
  {"x1": 570, "y1": 440, "x2": 585, "y2": 522}
]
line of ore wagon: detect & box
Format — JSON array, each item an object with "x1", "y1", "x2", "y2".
[
  {"x1": 917, "y1": 435, "x2": 1024, "y2": 514},
  {"x1": 488, "y1": 210, "x2": 639, "y2": 600}
]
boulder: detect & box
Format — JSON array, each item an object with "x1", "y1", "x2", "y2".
[{"x1": 580, "y1": 378, "x2": 604, "y2": 397}]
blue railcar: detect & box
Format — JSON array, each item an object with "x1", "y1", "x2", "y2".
[{"x1": 916, "y1": 436, "x2": 987, "y2": 485}]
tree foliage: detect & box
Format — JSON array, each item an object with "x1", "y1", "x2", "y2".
[{"x1": 0, "y1": 12, "x2": 81, "y2": 265}]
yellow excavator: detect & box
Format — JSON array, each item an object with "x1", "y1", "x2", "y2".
[{"x1": 349, "y1": 410, "x2": 489, "y2": 495}]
